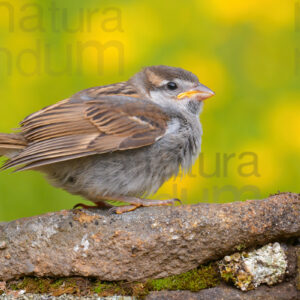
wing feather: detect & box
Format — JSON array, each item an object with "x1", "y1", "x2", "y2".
[{"x1": 3, "y1": 94, "x2": 169, "y2": 170}]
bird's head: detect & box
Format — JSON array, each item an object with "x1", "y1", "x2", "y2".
[{"x1": 129, "y1": 65, "x2": 215, "y2": 114}]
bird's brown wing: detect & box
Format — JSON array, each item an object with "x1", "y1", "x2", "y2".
[{"x1": 3, "y1": 94, "x2": 169, "y2": 171}]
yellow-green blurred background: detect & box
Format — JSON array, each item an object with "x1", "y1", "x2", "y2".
[{"x1": 0, "y1": 0, "x2": 299, "y2": 221}]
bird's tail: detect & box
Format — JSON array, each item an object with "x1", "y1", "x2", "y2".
[{"x1": 0, "y1": 133, "x2": 26, "y2": 158}]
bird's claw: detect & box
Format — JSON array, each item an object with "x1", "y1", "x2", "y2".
[{"x1": 173, "y1": 198, "x2": 182, "y2": 205}]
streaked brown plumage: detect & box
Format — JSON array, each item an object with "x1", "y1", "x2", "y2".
[{"x1": 3, "y1": 96, "x2": 168, "y2": 171}]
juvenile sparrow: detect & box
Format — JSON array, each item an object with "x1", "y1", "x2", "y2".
[{"x1": 0, "y1": 65, "x2": 214, "y2": 214}]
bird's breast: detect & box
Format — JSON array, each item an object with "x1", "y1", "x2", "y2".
[{"x1": 157, "y1": 115, "x2": 202, "y2": 175}]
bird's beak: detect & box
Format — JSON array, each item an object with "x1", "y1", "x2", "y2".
[{"x1": 177, "y1": 84, "x2": 215, "y2": 101}]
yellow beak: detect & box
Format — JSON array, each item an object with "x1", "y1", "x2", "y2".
[{"x1": 177, "y1": 85, "x2": 215, "y2": 101}]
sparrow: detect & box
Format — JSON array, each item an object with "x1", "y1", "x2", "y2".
[{"x1": 0, "y1": 65, "x2": 214, "y2": 214}]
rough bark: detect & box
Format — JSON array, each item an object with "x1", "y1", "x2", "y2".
[{"x1": 0, "y1": 192, "x2": 299, "y2": 282}]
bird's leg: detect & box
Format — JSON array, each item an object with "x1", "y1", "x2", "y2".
[
  {"x1": 73, "y1": 199, "x2": 113, "y2": 210},
  {"x1": 74, "y1": 195, "x2": 181, "y2": 214},
  {"x1": 105, "y1": 196, "x2": 182, "y2": 214}
]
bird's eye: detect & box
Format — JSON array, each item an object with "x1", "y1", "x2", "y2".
[{"x1": 166, "y1": 82, "x2": 178, "y2": 90}]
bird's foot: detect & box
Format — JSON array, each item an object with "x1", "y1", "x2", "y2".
[
  {"x1": 73, "y1": 200, "x2": 113, "y2": 210},
  {"x1": 126, "y1": 198, "x2": 182, "y2": 207},
  {"x1": 107, "y1": 205, "x2": 139, "y2": 215},
  {"x1": 107, "y1": 197, "x2": 182, "y2": 214}
]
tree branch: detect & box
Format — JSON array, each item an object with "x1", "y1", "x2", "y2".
[{"x1": 0, "y1": 192, "x2": 299, "y2": 281}]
